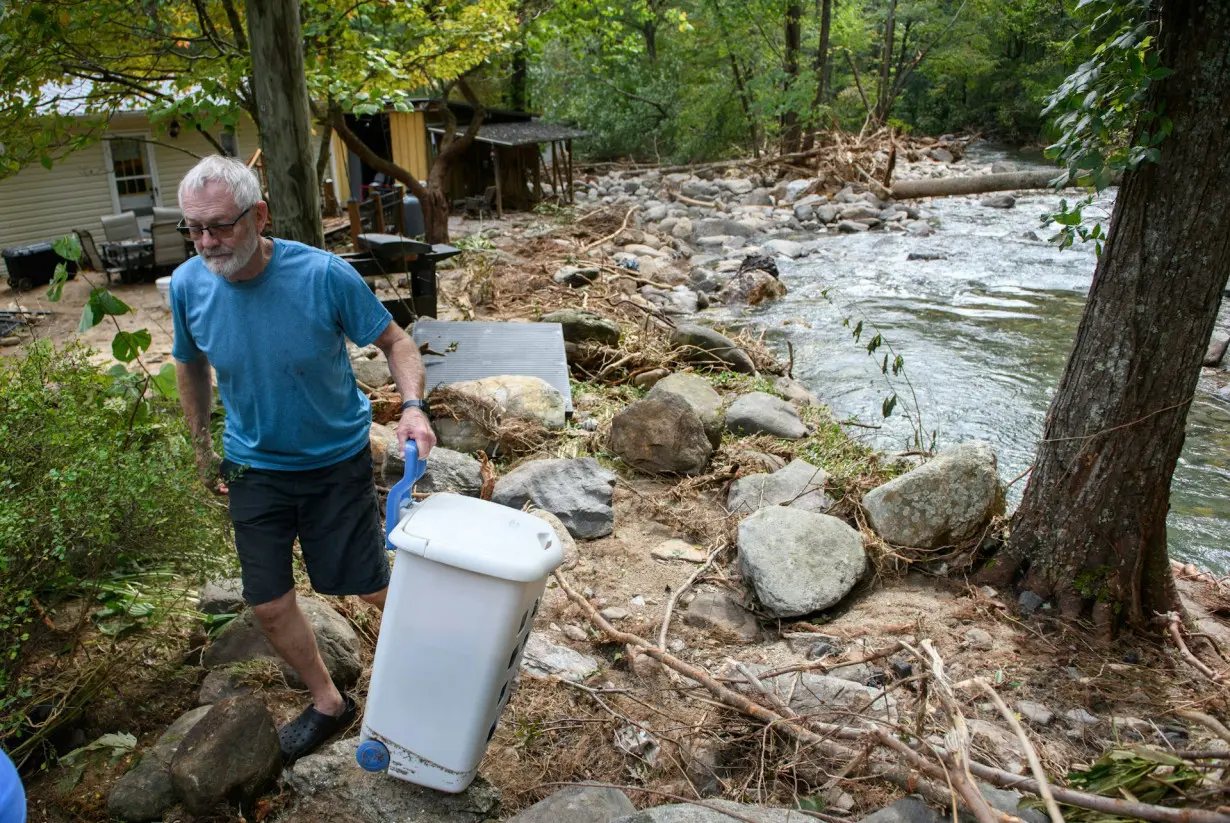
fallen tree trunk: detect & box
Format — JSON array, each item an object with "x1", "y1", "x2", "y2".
[{"x1": 886, "y1": 169, "x2": 1108, "y2": 199}]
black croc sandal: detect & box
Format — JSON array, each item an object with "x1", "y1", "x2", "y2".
[{"x1": 279, "y1": 694, "x2": 357, "y2": 765}]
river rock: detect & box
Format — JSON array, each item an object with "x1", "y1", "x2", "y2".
[
  {"x1": 695, "y1": 217, "x2": 757, "y2": 238},
  {"x1": 554, "y1": 265, "x2": 601, "y2": 286},
  {"x1": 720, "y1": 662, "x2": 895, "y2": 725},
  {"x1": 681, "y1": 179, "x2": 719, "y2": 199},
  {"x1": 862, "y1": 441, "x2": 1002, "y2": 548},
  {"x1": 541, "y1": 309, "x2": 621, "y2": 346},
  {"x1": 793, "y1": 204, "x2": 815, "y2": 221},
  {"x1": 906, "y1": 221, "x2": 936, "y2": 236},
  {"x1": 815, "y1": 205, "x2": 839, "y2": 223},
  {"x1": 642, "y1": 284, "x2": 700, "y2": 314},
  {"x1": 609, "y1": 393, "x2": 714, "y2": 475},
  {"x1": 351, "y1": 354, "x2": 392, "y2": 388},
  {"x1": 1204, "y1": 334, "x2": 1229, "y2": 367},
  {"x1": 682, "y1": 590, "x2": 760, "y2": 642},
  {"x1": 647, "y1": 373, "x2": 725, "y2": 447},
  {"x1": 1017, "y1": 700, "x2": 1054, "y2": 727},
  {"x1": 613, "y1": 801, "x2": 802, "y2": 823},
  {"x1": 981, "y1": 194, "x2": 1016, "y2": 209},
  {"x1": 762, "y1": 239, "x2": 804, "y2": 258},
  {"x1": 860, "y1": 796, "x2": 941, "y2": 823},
  {"x1": 727, "y1": 459, "x2": 833, "y2": 515},
  {"x1": 385, "y1": 446, "x2": 482, "y2": 495},
  {"x1": 726, "y1": 392, "x2": 807, "y2": 439},
  {"x1": 369, "y1": 422, "x2": 399, "y2": 470},
  {"x1": 197, "y1": 578, "x2": 244, "y2": 616},
  {"x1": 773, "y1": 376, "x2": 820, "y2": 407},
  {"x1": 742, "y1": 188, "x2": 773, "y2": 206},
  {"x1": 739, "y1": 253, "x2": 779, "y2": 277},
  {"x1": 108, "y1": 706, "x2": 211, "y2": 822},
  {"x1": 964, "y1": 785, "x2": 1048, "y2": 823},
  {"x1": 169, "y1": 696, "x2": 280, "y2": 816},
  {"x1": 202, "y1": 597, "x2": 361, "y2": 689},
  {"x1": 521, "y1": 633, "x2": 599, "y2": 682},
  {"x1": 840, "y1": 205, "x2": 881, "y2": 221},
  {"x1": 717, "y1": 270, "x2": 788, "y2": 305},
  {"x1": 838, "y1": 220, "x2": 870, "y2": 233},
  {"x1": 929, "y1": 147, "x2": 954, "y2": 163},
  {"x1": 492, "y1": 458, "x2": 616, "y2": 539},
  {"x1": 508, "y1": 784, "x2": 635, "y2": 823},
  {"x1": 671, "y1": 217, "x2": 694, "y2": 239},
  {"x1": 645, "y1": 205, "x2": 669, "y2": 222},
  {"x1": 966, "y1": 718, "x2": 1026, "y2": 774},
  {"x1": 285, "y1": 737, "x2": 501, "y2": 823},
  {"x1": 785, "y1": 179, "x2": 814, "y2": 201},
  {"x1": 670, "y1": 324, "x2": 757, "y2": 374},
  {"x1": 737, "y1": 507, "x2": 867, "y2": 617},
  {"x1": 197, "y1": 669, "x2": 251, "y2": 705},
  {"x1": 432, "y1": 375, "x2": 566, "y2": 453},
  {"x1": 631, "y1": 368, "x2": 670, "y2": 389}
]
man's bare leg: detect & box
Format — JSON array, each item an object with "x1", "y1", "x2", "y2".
[
  {"x1": 252, "y1": 590, "x2": 344, "y2": 716},
  {"x1": 358, "y1": 586, "x2": 387, "y2": 611}
]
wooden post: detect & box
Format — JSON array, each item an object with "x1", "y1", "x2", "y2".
[
  {"x1": 566, "y1": 139, "x2": 574, "y2": 204},
  {"x1": 533, "y1": 147, "x2": 542, "y2": 201},
  {"x1": 347, "y1": 199, "x2": 362, "y2": 248},
  {"x1": 492, "y1": 146, "x2": 504, "y2": 219},
  {"x1": 373, "y1": 193, "x2": 386, "y2": 234},
  {"x1": 551, "y1": 141, "x2": 560, "y2": 199},
  {"x1": 245, "y1": 0, "x2": 324, "y2": 247}
]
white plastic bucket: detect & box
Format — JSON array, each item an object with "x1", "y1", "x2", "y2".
[
  {"x1": 155, "y1": 276, "x2": 172, "y2": 309},
  {"x1": 356, "y1": 491, "x2": 564, "y2": 792}
]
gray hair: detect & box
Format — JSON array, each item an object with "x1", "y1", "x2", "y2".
[{"x1": 178, "y1": 155, "x2": 263, "y2": 210}]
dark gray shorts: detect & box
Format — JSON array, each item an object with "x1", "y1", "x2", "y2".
[{"x1": 221, "y1": 445, "x2": 390, "y2": 606}]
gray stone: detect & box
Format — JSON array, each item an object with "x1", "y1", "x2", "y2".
[
  {"x1": 966, "y1": 719, "x2": 1026, "y2": 774},
  {"x1": 742, "y1": 189, "x2": 773, "y2": 206},
  {"x1": 542, "y1": 309, "x2": 621, "y2": 346},
  {"x1": 652, "y1": 539, "x2": 709, "y2": 563},
  {"x1": 681, "y1": 179, "x2": 719, "y2": 199},
  {"x1": 773, "y1": 376, "x2": 820, "y2": 408},
  {"x1": 682, "y1": 590, "x2": 760, "y2": 643},
  {"x1": 352, "y1": 355, "x2": 392, "y2": 388},
  {"x1": 1018, "y1": 590, "x2": 1045, "y2": 617},
  {"x1": 1065, "y1": 708, "x2": 1099, "y2": 726},
  {"x1": 631, "y1": 368, "x2": 670, "y2": 389},
  {"x1": 964, "y1": 627, "x2": 994, "y2": 650},
  {"x1": 108, "y1": 706, "x2": 211, "y2": 822},
  {"x1": 412, "y1": 447, "x2": 483, "y2": 496},
  {"x1": 493, "y1": 458, "x2": 616, "y2": 539},
  {"x1": 716, "y1": 270, "x2": 788, "y2": 305},
  {"x1": 727, "y1": 459, "x2": 833, "y2": 515},
  {"x1": 726, "y1": 392, "x2": 807, "y2": 439},
  {"x1": 906, "y1": 221, "x2": 936, "y2": 237},
  {"x1": 837, "y1": 220, "x2": 870, "y2": 233},
  {"x1": 929, "y1": 147, "x2": 954, "y2": 163},
  {"x1": 170, "y1": 696, "x2": 281, "y2": 816},
  {"x1": 981, "y1": 194, "x2": 1016, "y2": 209},
  {"x1": 507, "y1": 784, "x2": 636, "y2": 823},
  {"x1": 642, "y1": 284, "x2": 700, "y2": 314},
  {"x1": 563, "y1": 624, "x2": 588, "y2": 642},
  {"x1": 858, "y1": 796, "x2": 941, "y2": 823},
  {"x1": 991, "y1": 161, "x2": 1018, "y2": 174},
  {"x1": 672, "y1": 217, "x2": 695, "y2": 239},
  {"x1": 815, "y1": 205, "x2": 839, "y2": 223},
  {"x1": 645, "y1": 205, "x2": 669, "y2": 221},
  {"x1": 1016, "y1": 700, "x2": 1054, "y2": 726},
  {"x1": 721, "y1": 178, "x2": 755, "y2": 195},
  {"x1": 432, "y1": 376, "x2": 567, "y2": 453},
  {"x1": 285, "y1": 737, "x2": 501, "y2": 823},
  {"x1": 609, "y1": 393, "x2": 713, "y2": 475},
  {"x1": 197, "y1": 669, "x2": 251, "y2": 705},
  {"x1": 202, "y1": 597, "x2": 361, "y2": 689},
  {"x1": 1203, "y1": 335, "x2": 1229, "y2": 367},
  {"x1": 762, "y1": 239, "x2": 804, "y2": 258},
  {"x1": 522, "y1": 633, "x2": 599, "y2": 682},
  {"x1": 720, "y1": 662, "x2": 895, "y2": 725},
  {"x1": 554, "y1": 265, "x2": 601, "y2": 287},
  {"x1": 648, "y1": 373, "x2": 725, "y2": 448},
  {"x1": 963, "y1": 785, "x2": 1048, "y2": 823},
  {"x1": 613, "y1": 800, "x2": 802, "y2": 823},
  {"x1": 829, "y1": 662, "x2": 878, "y2": 685},
  {"x1": 785, "y1": 179, "x2": 814, "y2": 201},
  {"x1": 600, "y1": 607, "x2": 630, "y2": 621},
  {"x1": 840, "y1": 205, "x2": 881, "y2": 221},
  {"x1": 862, "y1": 442, "x2": 1002, "y2": 549},
  {"x1": 197, "y1": 578, "x2": 244, "y2": 616},
  {"x1": 737, "y1": 507, "x2": 867, "y2": 618},
  {"x1": 670, "y1": 324, "x2": 757, "y2": 374},
  {"x1": 659, "y1": 217, "x2": 679, "y2": 235},
  {"x1": 695, "y1": 218, "x2": 757, "y2": 238},
  {"x1": 793, "y1": 204, "x2": 814, "y2": 221}
]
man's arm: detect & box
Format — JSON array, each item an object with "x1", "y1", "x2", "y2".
[
  {"x1": 372, "y1": 320, "x2": 437, "y2": 458},
  {"x1": 176, "y1": 356, "x2": 224, "y2": 489}
]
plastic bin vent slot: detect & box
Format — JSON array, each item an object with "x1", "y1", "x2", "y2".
[
  {"x1": 517, "y1": 608, "x2": 529, "y2": 633},
  {"x1": 507, "y1": 637, "x2": 523, "y2": 670},
  {"x1": 498, "y1": 681, "x2": 508, "y2": 704},
  {"x1": 487, "y1": 719, "x2": 498, "y2": 742}
]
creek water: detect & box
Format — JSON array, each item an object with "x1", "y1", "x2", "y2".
[{"x1": 717, "y1": 142, "x2": 1230, "y2": 573}]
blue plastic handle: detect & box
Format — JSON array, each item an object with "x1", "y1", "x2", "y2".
[{"x1": 385, "y1": 440, "x2": 428, "y2": 549}]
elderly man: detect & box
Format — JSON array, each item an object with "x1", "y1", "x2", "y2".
[{"x1": 169, "y1": 155, "x2": 435, "y2": 763}]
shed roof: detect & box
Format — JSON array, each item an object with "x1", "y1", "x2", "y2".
[{"x1": 426, "y1": 121, "x2": 591, "y2": 147}]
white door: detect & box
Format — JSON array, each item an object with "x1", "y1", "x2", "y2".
[{"x1": 105, "y1": 136, "x2": 159, "y2": 217}]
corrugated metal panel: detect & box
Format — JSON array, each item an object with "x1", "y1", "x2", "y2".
[
  {"x1": 411, "y1": 319, "x2": 573, "y2": 413},
  {"x1": 389, "y1": 111, "x2": 429, "y2": 180}
]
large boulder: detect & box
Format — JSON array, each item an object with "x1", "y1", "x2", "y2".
[
  {"x1": 762, "y1": 239, "x2": 805, "y2": 258},
  {"x1": 737, "y1": 507, "x2": 867, "y2": 618},
  {"x1": 862, "y1": 442, "x2": 1002, "y2": 548},
  {"x1": 670, "y1": 324, "x2": 756, "y2": 374},
  {"x1": 716, "y1": 270, "x2": 787, "y2": 306},
  {"x1": 725, "y1": 392, "x2": 807, "y2": 439},
  {"x1": 727, "y1": 459, "x2": 833, "y2": 515},
  {"x1": 642, "y1": 285, "x2": 701, "y2": 315},
  {"x1": 647, "y1": 373, "x2": 725, "y2": 448},
  {"x1": 202, "y1": 597, "x2": 361, "y2": 689},
  {"x1": 695, "y1": 217, "x2": 757, "y2": 238},
  {"x1": 351, "y1": 354, "x2": 392, "y2": 388},
  {"x1": 492, "y1": 458, "x2": 616, "y2": 539},
  {"x1": 284, "y1": 737, "x2": 501, "y2": 823},
  {"x1": 507, "y1": 784, "x2": 635, "y2": 823},
  {"x1": 613, "y1": 800, "x2": 801, "y2": 822},
  {"x1": 609, "y1": 394, "x2": 713, "y2": 475},
  {"x1": 385, "y1": 445, "x2": 483, "y2": 495},
  {"x1": 542, "y1": 309, "x2": 621, "y2": 346},
  {"x1": 108, "y1": 706, "x2": 211, "y2": 822},
  {"x1": 197, "y1": 578, "x2": 244, "y2": 616},
  {"x1": 169, "y1": 696, "x2": 281, "y2": 816},
  {"x1": 431, "y1": 375, "x2": 567, "y2": 454}
]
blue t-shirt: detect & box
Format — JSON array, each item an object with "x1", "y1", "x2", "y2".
[
  {"x1": 170, "y1": 239, "x2": 393, "y2": 470},
  {"x1": 0, "y1": 748, "x2": 24, "y2": 823}
]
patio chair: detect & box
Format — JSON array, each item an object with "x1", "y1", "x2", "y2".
[
  {"x1": 152, "y1": 206, "x2": 182, "y2": 225},
  {"x1": 101, "y1": 211, "x2": 141, "y2": 242},
  {"x1": 74, "y1": 228, "x2": 121, "y2": 283},
  {"x1": 151, "y1": 220, "x2": 188, "y2": 270}
]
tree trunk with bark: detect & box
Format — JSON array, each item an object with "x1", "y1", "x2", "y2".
[
  {"x1": 782, "y1": 1, "x2": 804, "y2": 154},
  {"x1": 980, "y1": 0, "x2": 1230, "y2": 635},
  {"x1": 329, "y1": 81, "x2": 485, "y2": 244},
  {"x1": 802, "y1": 0, "x2": 833, "y2": 152},
  {"x1": 874, "y1": 0, "x2": 897, "y2": 126},
  {"x1": 245, "y1": 0, "x2": 323, "y2": 247}
]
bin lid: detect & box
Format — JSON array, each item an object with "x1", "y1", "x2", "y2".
[
  {"x1": 2, "y1": 241, "x2": 54, "y2": 258},
  {"x1": 387, "y1": 494, "x2": 564, "y2": 582}
]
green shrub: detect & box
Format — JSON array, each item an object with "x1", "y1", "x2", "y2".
[{"x1": 0, "y1": 342, "x2": 231, "y2": 752}]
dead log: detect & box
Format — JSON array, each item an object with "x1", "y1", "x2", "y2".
[{"x1": 886, "y1": 169, "x2": 1116, "y2": 200}]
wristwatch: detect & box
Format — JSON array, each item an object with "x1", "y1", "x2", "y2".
[{"x1": 401, "y1": 399, "x2": 427, "y2": 413}]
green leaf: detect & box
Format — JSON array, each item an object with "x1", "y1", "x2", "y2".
[
  {"x1": 45, "y1": 263, "x2": 68, "y2": 302},
  {"x1": 882, "y1": 393, "x2": 898, "y2": 418},
  {"x1": 151, "y1": 362, "x2": 179, "y2": 400},
  {"x1": 851, "y1": 320, "x2": 863, "y2": 342},
  {"x1": 78, "y1": 301, "x2": 102, "y2": 333},
  {"x1": 111, "y1": 330, "x2": 151, "y2": 363},
  {"x1": 51, "y1": 234, "x2": 81, "y2": 263},
  {"x1": 95, "y1": 290, "x2": 131, "y2": 317},
  {"x1": 39, "y1": 154, "x2": 53, "y2": 170},
  {"x1": 866, "y1": 333, "x2": 882, "y2": 355}
]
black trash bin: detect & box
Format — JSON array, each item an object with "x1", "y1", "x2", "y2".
[
  {"x1": 356, "y1": 233, "x2": 461, "y2": 320},
  {"x1": 2, "y1": 242, "x2": 77, "y2": 291}
]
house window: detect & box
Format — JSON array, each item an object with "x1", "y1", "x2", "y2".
[
  {"x1": 109, "y1": 138, "x2": 150, "y2": 195},
  {"x1": 220, "y1": 131, "x2": 239, "y2": 157}
]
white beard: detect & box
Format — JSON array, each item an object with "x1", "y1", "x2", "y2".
[{"x1": 201, "y1": 229, "x2": 260, "y2": 281}]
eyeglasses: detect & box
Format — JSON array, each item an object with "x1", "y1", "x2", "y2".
[{"x1": 177, "y1": 206, "x2": 252, "y2": 239}]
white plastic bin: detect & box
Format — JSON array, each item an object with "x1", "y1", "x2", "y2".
[
  {"x1": 155, "y1": 275, "x2": 172, "y2": 308},
  {"x1": 355, "y1": 491, "x2": 564, "y2": 792}
]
